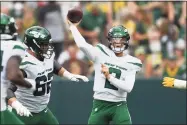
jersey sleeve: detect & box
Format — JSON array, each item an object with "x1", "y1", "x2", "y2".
[
  {"x1": 69, "y1": 25, "x2": 99, "y2": 62},
  {"x1": 174, "y1": 79, "x2": 186, "y2": 89},
  {"x1": 134, "y1": 59, "x2": 142, "y2": 72},
  {"x1": 108, "y1": 71, "x2": 136, "y2": 93},
  {"x1": 95, "y1": 44, "x2": 111, "y2": 57},
  {"x1": 127, "y1": 58, "x2": 142, "y2": 72},
  {"x1": 11, "y1": 42, "x2": 27, "y2": 59},
  {"x1": 19, "y1": 55, "x2": 36, "y2": 78}
]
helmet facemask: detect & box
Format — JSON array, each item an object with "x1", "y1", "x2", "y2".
[
  {"x1": 0, "y1": 15, "x2": 17, "y2": 40},
  {"x1": 109, "y1": 37, "x2": 129, "y2": 53},
  {"x1": 40, "y1": 43, "x2": 54, "y2": 59},
  {"x1": 29, "y1": 39, "x2": 54, "y2": 60}
]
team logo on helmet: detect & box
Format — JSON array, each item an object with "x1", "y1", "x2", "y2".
[
  {"x1": 107, "y1": 25, "x2": 130, "y2": 53},
  {"x1": 24, "y1": 26, "x2": 54, "y2": 61}
]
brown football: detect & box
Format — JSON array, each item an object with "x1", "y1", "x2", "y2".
[{"x1": 67, "y1": 7, "x2": 83, "y2": 23}]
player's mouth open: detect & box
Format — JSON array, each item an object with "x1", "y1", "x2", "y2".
[{"x1": 115, "y1": 44, "x2": 122, "y2": 48}]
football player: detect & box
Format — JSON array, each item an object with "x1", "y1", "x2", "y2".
[
  {"x1": 1, "y1": 13, "x2": 32, "y2": 124},
  {"x1": 7, "y1": 26, "x2": 89, "y2": 124},
  {"x1": 68, "y1": 20, "x2": 142, "y2": 124},
  {"x1": 162, "y1": 77, "x2": 186, "y2": 89}
]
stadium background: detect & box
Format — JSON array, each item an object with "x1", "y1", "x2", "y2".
[{"x1": 1, "y1": 1, "x2": 186, "y2": 124}]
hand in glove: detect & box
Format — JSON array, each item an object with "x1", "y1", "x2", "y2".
[
  {"x1": 11, "y1": 100, "x2": 32, "y2": 117},
  {"x1": 162, "y1": 77, "x2": 174, "y2": 88},
  {"x1": 63, "y1": 70, "x2": 89, "y2": 82}
]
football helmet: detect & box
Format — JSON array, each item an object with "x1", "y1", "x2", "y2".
[
  {"x1": 24, "y1": 26, "x2": 54, "y2": 60},
  {"x1": 107, "y1": 25, "x2": 130, "y2": 53},
  {"x1": 0, "y1": 13, "x2": 17, "y2": 40}
]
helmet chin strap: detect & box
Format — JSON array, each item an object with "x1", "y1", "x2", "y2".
[
  {"x1": 43, "y1": 48, "x2": 54, "y2": 59},
  {"x1": 43, "y1": 52, "x2": 50, "y2": 59}
]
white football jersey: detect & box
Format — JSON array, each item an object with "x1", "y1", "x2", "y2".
[
  {"x1": 93, "y1": 44, "x2": 142, "y2": 102},
  {"x1": 0, "y1": 40, "x2": 26, "y2": 111},
  {"x1": 15, "y1": 52, "x2": 55, "y2": 113},
  {"x1": 70, "y1": 25, "x2": 142, "y2": 102}
]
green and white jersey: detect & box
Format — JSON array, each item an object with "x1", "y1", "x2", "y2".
[
  {"x1": 93, "y1": 44, "x2": 142, "y2": 102},
  {"x1": 70, "y1": 25, "x2": 142, "y2": 102},
  {"x1": 15, "y1": 52, "x2": 55, "y2": 113},
  {"x1": 0, "y1": 40, "x2": 26, "y2": 111}
]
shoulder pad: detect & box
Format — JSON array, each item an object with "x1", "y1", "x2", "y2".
[
  {"x1": 12, "y1": 41, "x2": 27, "y2": 51},
  {"x1": 126, "y1": 55, "x2": 142, "y2": 71},
  {"x1": 95, "y1": 43, "x2": 112, "y2": 57}
]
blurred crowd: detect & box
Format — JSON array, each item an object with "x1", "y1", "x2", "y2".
[{"x1": 1, "y1": 1, "x2": 186, "y2": 79}]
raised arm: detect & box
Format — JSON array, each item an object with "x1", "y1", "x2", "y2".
[{"x1": 69, "y1": 24, "x2": 98, "y2": 62}]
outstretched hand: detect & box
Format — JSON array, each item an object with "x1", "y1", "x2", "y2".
[
  {"x1": 67, "y1": 18, "x2": 81, "y2": 27},
  {"x1": 162, "y1": 77, "x2": 174, "y2": 88},
  {"x1": 70, "y1": 74, "x2": 89, "y2": 82}
]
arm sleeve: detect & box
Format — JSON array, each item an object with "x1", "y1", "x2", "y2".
[
  {"x1": 108, "y1": 72, "x2": 136, "y2": 93},
  {"x1": 174, "y1": 79, "x2": 186, "y2": 89},
  {"x1": 53, "y1": 60, "x2": 63, "y2": 75},
  {"x1": 69, "y1": 25, "x2": 98, "y2": 62},
  {"x1": 6, "y1": 83, "x2": 17, "y2": 101}
]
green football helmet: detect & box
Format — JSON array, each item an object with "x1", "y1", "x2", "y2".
[
  {"x1": 0, "y1": 13, "x2": 17, "y2": 40},
  {"x1": 107, "y1": 25, "x2": 130, "y2": 53},
  {"x1": 24, "y1": 26, "x2": 54, "y2": 60}
]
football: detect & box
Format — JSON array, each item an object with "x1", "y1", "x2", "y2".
[{"x1": 67, "y1": 6, "x2": 83, "y2": 23}]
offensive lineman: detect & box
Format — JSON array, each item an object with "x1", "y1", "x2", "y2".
[
  {"x1": 68, "y1": 20, "x2": 142, "y2": 124},
  {"x1": 0, "y1": 13, "x2": 32, "y2": 124},
  {"x1": 7, "y1": 26, "x2": 89, "y2": 124}
]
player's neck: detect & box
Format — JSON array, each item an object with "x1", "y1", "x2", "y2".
[
  {"x1": 115, "y1": 52, "x2": 124, "y2": 57},
  {"x1": 27, "y1": 49, "x2": 36, "y2": 57},
  {"x1": 27, "y1": 49, "x2": 37, "y2": 57},
  {"x1": 27, "y1": 50, "x2": 44, "y2": 61}
]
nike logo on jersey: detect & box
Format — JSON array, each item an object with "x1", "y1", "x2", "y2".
[
  {"x1": 44, "y1": 109, "x2": 48, "y2": 113},
  {"x1": 94, "y1": 108, "x2": 98, "y2": 112}
]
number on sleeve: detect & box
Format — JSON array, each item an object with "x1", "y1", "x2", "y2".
[{"x1": 105, "y1": 67, "x2": 121, "y2": 90}]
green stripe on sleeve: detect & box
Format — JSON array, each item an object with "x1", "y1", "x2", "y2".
[
  {"x1": 96, "y1": 45, "x2": 109, "y2": 56},
  {"x1": 13, "y1": 45, "x2": 25, "y2": 51},
  {"x1": 127, "y1": 62, "x2": 142, "y2": 68},
  {"x1": 20, "y1": 61, "x2": 36, "y2": 66}
]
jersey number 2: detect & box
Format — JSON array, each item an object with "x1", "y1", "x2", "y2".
[
  {"x1": 105, "y1": 67, "x2": 121, "y2": 90},
  {"x1": 33, "y1": 71, "x2": 53, "y2": 96},
  {"x1": 0, "y1": 50, "x2": 4, "y2": 71}
]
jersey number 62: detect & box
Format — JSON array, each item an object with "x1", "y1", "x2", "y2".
[{"x1": 33, "y1": 71, "x2": 53, "y2": 96}]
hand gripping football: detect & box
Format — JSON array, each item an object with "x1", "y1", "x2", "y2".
[{"x1": 67, "y1": 6, "x2": 83, "y2": 23}]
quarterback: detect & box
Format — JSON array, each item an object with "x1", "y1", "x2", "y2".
[
  {"x1": 7, "y1": 26, "x2": 89, "y2": 124},
  {"x1": 68, "y1": 20, "x2": 142, "y2": 124},
  {"x1": 1, "y1": 13, "x2": 32, "y2": 124},
  {"x1": 162, "y1": 77, "x2": 186, "y2": 89}
]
